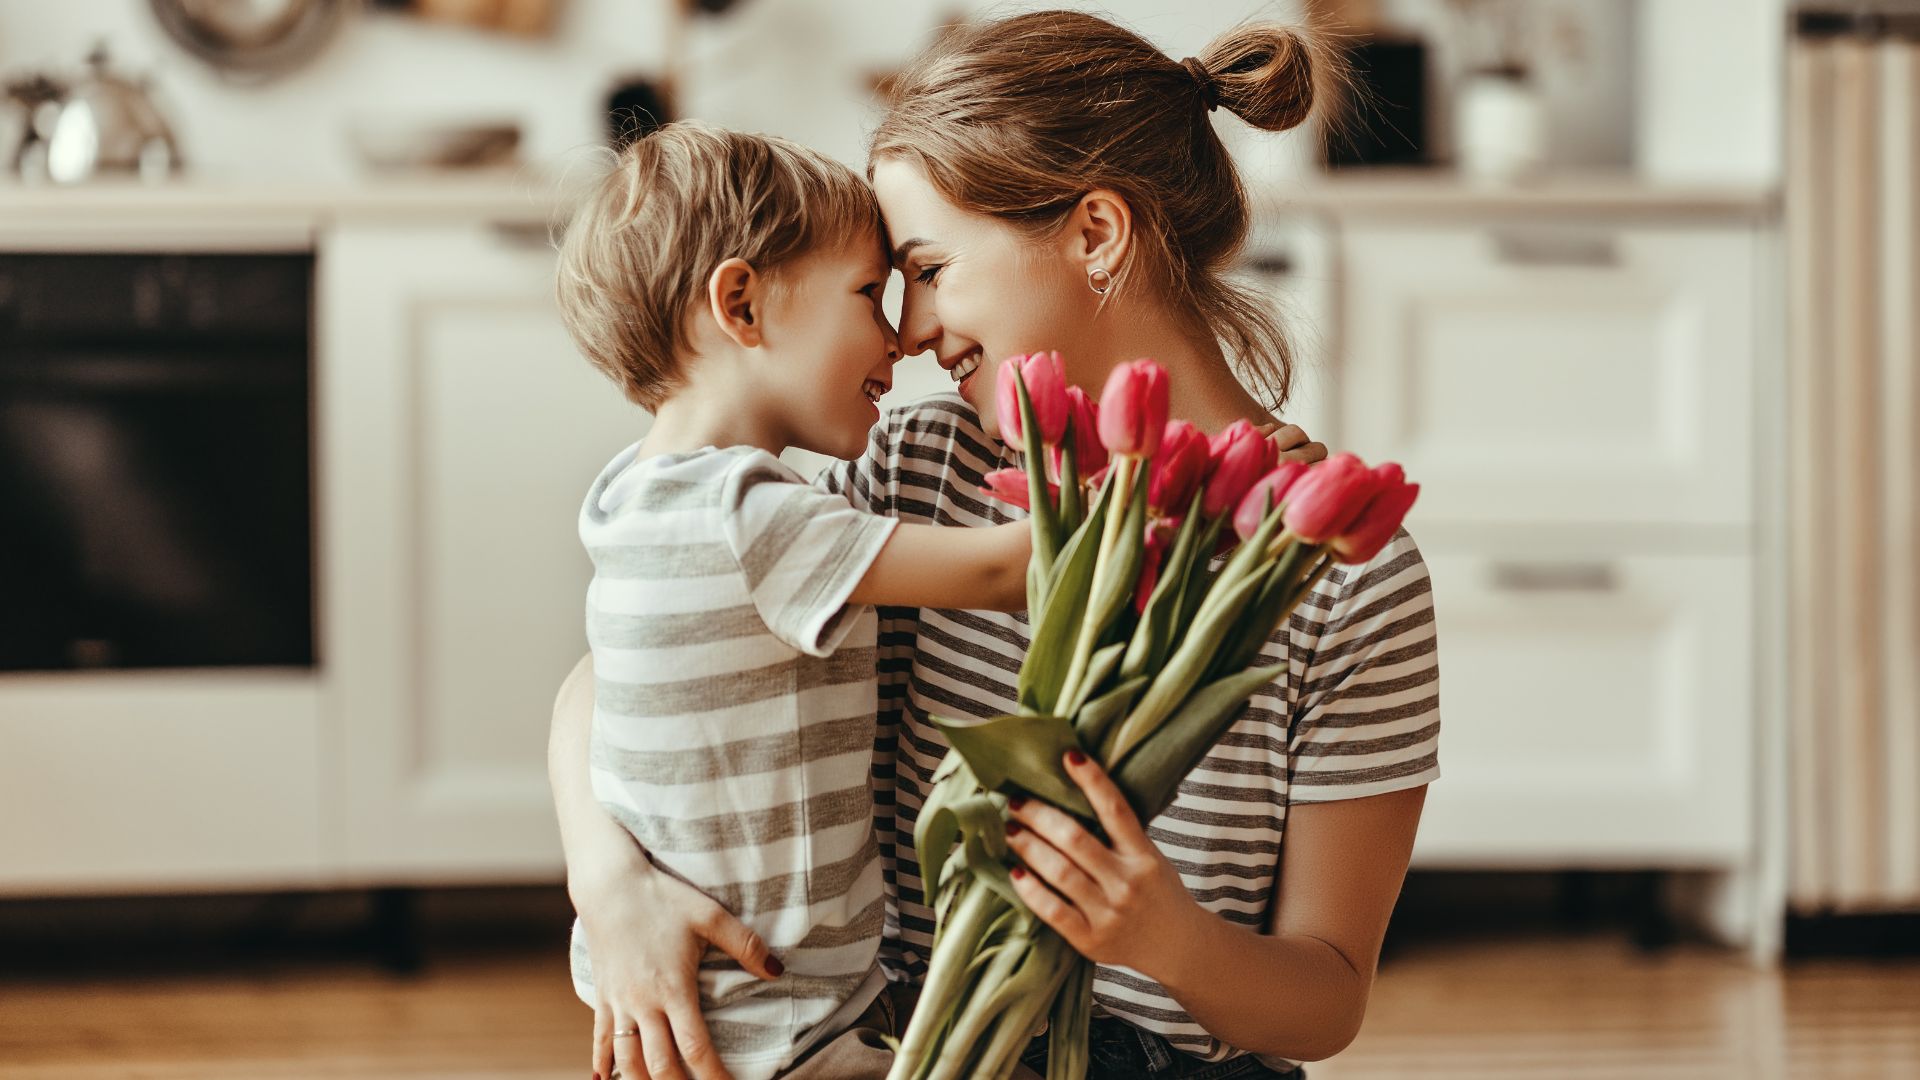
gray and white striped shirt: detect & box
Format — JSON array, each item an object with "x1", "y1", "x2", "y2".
[
  {"x1": 819, "y1": 396, "x2": 1442, "y2": 1067},
  {"x1": 570, "y1": 443, "x2": 897, "y2": 1080}
]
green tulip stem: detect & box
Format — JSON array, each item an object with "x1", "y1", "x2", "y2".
[
  {"x1": 888, "y1": 882, "x2": 1006, "y2": 1080},
  {"x1": 1014, "y1": 371, "x2": 1062, "y2": 582},
  {"x1": 1056, "y1": 455, "x2": 1136, "y2": 710}
]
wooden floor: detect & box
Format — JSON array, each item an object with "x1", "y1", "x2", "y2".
[{"x1": 2, "y1": 931, "x2": 1916, "y2": 1079}]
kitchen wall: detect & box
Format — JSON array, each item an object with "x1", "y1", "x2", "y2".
[{"x1": 0, "y1": 0, "x2": 1317, "y2": 184}]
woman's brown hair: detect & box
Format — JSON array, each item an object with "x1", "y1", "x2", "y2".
[{"x1": 869, "y1": 10, "x2": 1332, "y2": 411}]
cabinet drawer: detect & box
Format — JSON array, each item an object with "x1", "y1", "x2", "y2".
[
  {"x1": 1339, "y1": 224, "x2": 1757, "y2": 526},
  {"x1": 1411, "y1": 550, "x2": 1754, "y2": 866}
]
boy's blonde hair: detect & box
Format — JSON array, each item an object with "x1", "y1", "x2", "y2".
[{"x1": 557, "y1": 122, "x2": 883, "y2": 409}]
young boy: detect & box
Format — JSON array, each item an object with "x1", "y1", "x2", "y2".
[{"x1": 553, "y1": 122, "x2": 1029, "y2": 1080}]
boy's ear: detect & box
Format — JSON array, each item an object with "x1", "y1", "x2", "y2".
[{"x1": 705, "y1": 258, "x2": 763, "y2": 348}]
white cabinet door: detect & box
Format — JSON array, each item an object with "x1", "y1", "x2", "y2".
[
  {"x1": 1411, "y1": 549, "x2": 1754, "y2": 866},
  {"x1": 1340, "y1": 224, "x2": 1757, "y2": 527},
  {"x1": 319, "y1": 221, "x2": 643, "y2": 881}
]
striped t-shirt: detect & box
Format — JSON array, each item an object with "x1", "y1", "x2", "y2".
[
  {"x1": 570, "y1": 443, "x2": 898, "y2": 1080},
  {"x1": 819, "y1": 395, "x2": 1442, "y2": 1067}
]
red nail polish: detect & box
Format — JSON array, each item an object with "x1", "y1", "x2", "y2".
[
  {"x1": 1066, "y1": 749, "x2": 1088, "y2": 766},
  {"x1": 1005, "y1": 820, "x2": 1021, "y2": 837},
  {"x1": 1008, "y1": 795, "x2": 1027, "y2": 811},
  {"x1": 766, "y1": 955, "x2": 786, "y2": 977},
  {"x1": 1010, "y1": 865, "x2": 1027, "y2": 880}
]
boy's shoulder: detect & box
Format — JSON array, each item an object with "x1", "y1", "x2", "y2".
[{"x1": 582, "y1": 443, "x2": 792, "y2": 532}]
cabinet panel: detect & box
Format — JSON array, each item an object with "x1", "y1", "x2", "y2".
[
  {"x1": 1412, "y1": 550, "x2": 1754, "y2": 865},
  {"x1": 320, "y1": 222, "x2": 642, "y2": 880},
  {"x1": 0, "y1": 673, "x2": 322, "y2": 892},
  {"x1": 1341, "y1": 224, "x2": 1756, "y2": 527}
]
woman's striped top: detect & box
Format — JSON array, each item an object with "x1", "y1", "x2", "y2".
[{"x1": 819, "y1": 395, "x2": 1442, "y2": 1065}]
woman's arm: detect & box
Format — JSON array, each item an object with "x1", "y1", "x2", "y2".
[
  {"x1": 549, "y1": 654, "x2": 779, "y2": 1080},
  {"x1": 847, "y1": 520, "x2": 1030, "y2": 611},
  {"x1": 1004, "y1": 752, "x2": 1425, "y2": 1062}
]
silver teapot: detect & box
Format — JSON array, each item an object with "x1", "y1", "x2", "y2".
[{"x1": 40, "y1": 44, "x2": 182, "y2": 184}]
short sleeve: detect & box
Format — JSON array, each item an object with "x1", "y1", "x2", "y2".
[
  {"x1": 815, "y1": 415, "x2": 896, "y2": 514},
  {"x1": 1287, "y1": 528, "x2": 1442, "y2": 802},
  {"x1": 721, "y1": 451, "x2": 898, "y2": 657}
]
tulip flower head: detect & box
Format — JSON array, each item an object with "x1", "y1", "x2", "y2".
[
  {"x1": 1331, "y1": 465, "x2": 1419, "y2": 564},
  {"x1": 1280, "y1": 453, "x2": 1378, "y2": 543},
  {"x1": 994, "y1": 351, "x2": 1070, "y2": 447},
  {"x1": 1203, "y1": 419, "x2": 1279, "y2": 519},
  {"x1": 1232, "y1": 460, "x2": 1308, "y2": 541},
  {"x1": 1047, "y1": 384, "x2": 1108, "y2": 481},
  {"x1": 1096, "y1": 359, "x2": 1169, "y2": 457},
  {"x1": 981, "y1": 467, "x2": 1057, "y2": 513},
  {"x1": 1147, "y1": 420, "x2": 1211, "y2": 514}
]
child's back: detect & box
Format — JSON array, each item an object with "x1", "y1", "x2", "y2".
[{"x1": 572, "y1": 441, "x2": 895, "y2": 1078}]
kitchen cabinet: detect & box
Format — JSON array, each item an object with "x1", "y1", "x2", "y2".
[
  {"x1": 1318, "y1": 203, "x2": 1774, "y2": 918},
  {"x1": 318, "y1": 220, "x2": 641, "y2": 882}
]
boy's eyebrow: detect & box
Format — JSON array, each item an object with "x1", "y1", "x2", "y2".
[{"x1": 892, "y1": 237, "x2": 932, "y2": 265}]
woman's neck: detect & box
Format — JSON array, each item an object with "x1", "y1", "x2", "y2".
[{"x1": 1085, "y1": 304, "x2": 1272, "y2": 435}]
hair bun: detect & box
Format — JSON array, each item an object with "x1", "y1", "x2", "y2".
[{"x1": 1198, "y1": 24, "x2": 1318, "y2": 133}]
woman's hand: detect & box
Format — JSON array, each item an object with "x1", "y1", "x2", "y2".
[
  {"x1": 1002, "y1": 750, "x2": 1201, "y2": 981},
  {"x1": 579, "y1": 860, "x2": 781, "y2": 1080},
  {"x1": 1263, "y1": 421, "x2": 1328, "y2": 465}
]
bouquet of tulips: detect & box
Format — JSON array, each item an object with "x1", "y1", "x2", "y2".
[{"x1": 884, "y1": 354, "x2": 1419, "y2": 1080}]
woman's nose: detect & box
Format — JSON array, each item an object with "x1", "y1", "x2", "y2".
[{"x1": 897, "y1": 288, "x2": 941, "y2": 358}]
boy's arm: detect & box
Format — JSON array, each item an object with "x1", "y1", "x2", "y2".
[{"x1": 846, "y1": 521, "x2": 1031, "y2": 612}]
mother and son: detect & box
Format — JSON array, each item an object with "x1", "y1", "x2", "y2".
[{"x1": 546, "y1": 10, "x2": 1442, "y2": 1080}]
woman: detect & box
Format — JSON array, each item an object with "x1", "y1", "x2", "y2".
[{"x1": 551, "y1": 12, "x2": 1439, "y2": 1080}]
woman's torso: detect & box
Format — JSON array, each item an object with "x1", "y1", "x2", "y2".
[{"x1": 820, "y1": 396, "x2": 1440, "y2": 1064}]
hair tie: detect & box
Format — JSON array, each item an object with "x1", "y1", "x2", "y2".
[{"x1": 1179, "y1": 56, "x2": 1220, "y2": 112}]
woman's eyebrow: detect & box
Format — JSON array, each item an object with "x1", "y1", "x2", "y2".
[{"x1": 892, "y1": 237, "x2": 933, "y2": 265}]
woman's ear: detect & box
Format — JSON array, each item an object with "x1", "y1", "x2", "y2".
[
  {"x1": 705, "y1": 258, "x2": 763, "y2": 348},
  {"x1": 1065, "y1": 188, "x2": 1134, "y2": 283}
]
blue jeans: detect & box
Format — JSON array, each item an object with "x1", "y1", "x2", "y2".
[{"x1": 1019, "y1": 1017, "x2": 1308, "y2": 1079}]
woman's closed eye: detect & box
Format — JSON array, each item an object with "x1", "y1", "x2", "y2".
[{"x1": 913, "y1": 264, "x2": 944, "y2": 286}]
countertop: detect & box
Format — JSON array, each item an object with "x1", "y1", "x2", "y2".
[{"x1": 0, "y1": 168, "x2": 1780, "y2": 251}]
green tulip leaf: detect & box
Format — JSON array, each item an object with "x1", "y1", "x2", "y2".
[
  {"x1": 1111, "y1": 661, "x2": 1287, "y2": 816},
  {"x1": 932, "y1": 712, "x2": 1096, "y2": 819},
  {"x1": 1071, "y1": 674, "x2": 1148, "y2": 750},
  {"x1": 1063, "y1": 641, "x2": 1127, "y2": 718},
  {"x1": 1017, "y1": 480, "x2": 1112, "y2": 713}
]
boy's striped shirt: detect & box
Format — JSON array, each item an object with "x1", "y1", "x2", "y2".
[
  {"x1": 820, "y1": 395, "x2": 1442, "y2": 1067},
  {"x1": 571, "y1": 443, "x2": 897, "y2": 1080}
]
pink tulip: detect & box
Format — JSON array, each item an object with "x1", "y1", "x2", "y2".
[
  {"x1": 1232, "y1": 460, "x2": 1308, "y2": 541},
  {"x1": 1147, "y1": 420, "x2": 1211, "y2": 514},
  {"x1": 1280, "y1": 453, "x2": 1378, "y2": 543},
  {"x1": 980, "y1": 467, "x2": 1056, "y2": 512},
  {"x1": 1331, "y1": 465, "x2": 1419, "y2": 564},
  {"x1": 1134, "y1": 518, "x2": 1177, "y2": 614},
  {"x1": 994, "y1": 351, "x2": 1069, "y2": 446},
  {"x1": 1096, "y1": 359, "x2": 1169, "y2": 457},
  {"x1": 1202, "y1": 419, "x2": 1279, "y2": 519},
  {"x1": 1047, "y1": 385, "x2": 1108, "y2": 481}
]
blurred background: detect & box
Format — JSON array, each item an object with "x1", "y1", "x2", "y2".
[{"x1": 1, "y1": 0, "x2": 1916, "y2": 1077}]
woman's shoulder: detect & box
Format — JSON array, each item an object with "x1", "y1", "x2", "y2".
[
  {"x1": 1280, "y1": 525, "x2": 1442, "y2": 801},
  {"x1": 878, "y1": 394, "x2": 1011, "y2": 489}
]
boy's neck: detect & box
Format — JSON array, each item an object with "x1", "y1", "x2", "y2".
[{"x1": 639, "y1": 378, "x2": 790, "y2": 460}]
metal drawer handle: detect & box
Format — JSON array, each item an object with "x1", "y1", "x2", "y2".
[
  {"x1": 1488, "y1": 561, "x2": 1618, "y2": 592},
  {"x1": 1490, "y1": 229, "x2": 1620, "y2": 268}
]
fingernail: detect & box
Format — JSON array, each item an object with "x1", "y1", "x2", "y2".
[
  {"x1": 1005, "y1": 820, "x2": 1022, "y2": 837},
  {"x1": 1010, "y1": 865, "x2": 1028, "y2": 880},
  {"x1": 766, "y1": 955, "x2": 786, "y2": 977},
  {"x1": 1008, "y1": 795, "x2": 1027, "y2": 811},
  {"x1": 1066, "y1": 749, "x2": 1088, "y2": 766}
]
